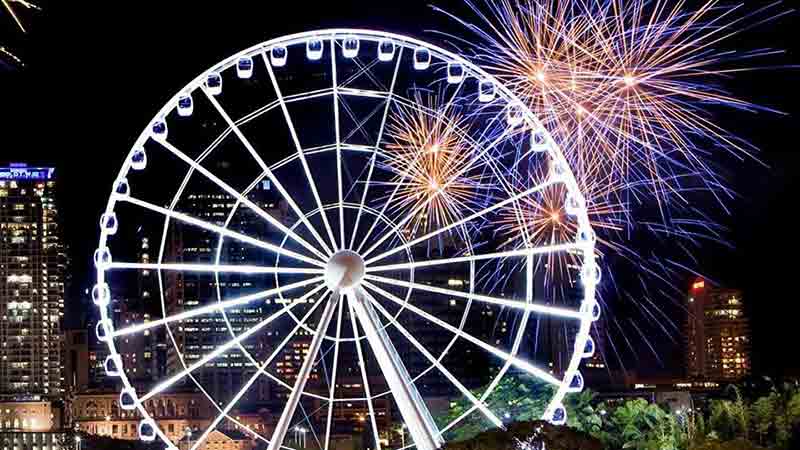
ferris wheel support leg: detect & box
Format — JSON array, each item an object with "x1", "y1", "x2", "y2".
[
  {"x1": 352, "y1": 288, "x2": 444, "y2": 450},
  {"x1": 267, "y1": 294, "x2": 340, "y2": 450}
]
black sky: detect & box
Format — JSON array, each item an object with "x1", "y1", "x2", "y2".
[{"x1": 1, "y1": 0, "x2": 799, "y2": 377}]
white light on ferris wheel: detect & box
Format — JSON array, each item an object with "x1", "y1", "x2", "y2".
[{"x1": 93, "y1": 29, "x2": 600, "y2": 450}]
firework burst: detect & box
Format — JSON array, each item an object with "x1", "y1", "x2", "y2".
[
  {"x1": 438, "y1": 0, "x2": 791, "y2": 365},
  {"x1": 382, "y1": 91, "x2": 489, "y2": 239},
  {"x1": 441, "y1": 0, "x2": 789, "y2": 211},
  {"x1": 497, "y1": 162, "x2": 625, "y2": 296}
]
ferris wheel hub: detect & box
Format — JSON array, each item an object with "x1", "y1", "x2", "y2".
[{"x1": 325, "y1": 250, "x2": 366, "y2": 291}]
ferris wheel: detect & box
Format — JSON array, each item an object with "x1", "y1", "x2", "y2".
[{"x1": 93, "y1": 29, "x2": 600, "y2": 450}]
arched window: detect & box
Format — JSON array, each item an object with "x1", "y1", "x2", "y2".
[{"x1": 86, "y1": 401, "x2": 98, "y2": 419}]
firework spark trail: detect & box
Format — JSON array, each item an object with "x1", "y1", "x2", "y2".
[
  {"x1": 1, "y1": 0, "x2": 39, "y2": 65},
  {"x1": 2, "y1": 0, "x2": 39, "y2": 33},
  {"x1": 0, "y1": 45, "x2": 21, "y2": 64}
]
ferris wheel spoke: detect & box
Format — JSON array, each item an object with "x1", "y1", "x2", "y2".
[
  {"x1": 477, "y1": 254, "x2": 536, "y2": 407},
  {"x1": 362, "y1": 281, "x2": 562, "y2": 387},
  {"x1": 268, "y1": 293, "x2": 341, "y2": 450},
  {"x1": 341, "y1": 53, "x2": 385, "y2": 91},
  {"x1": 322, "y1": 292, "x2": 346, "y2": 450},
  {"x1": 331, "y1": 38, "x2": 347, "y2": 250},
  {"x1": 360, "y1": 125, "x2": 513, "y2": 259},
  {"x1": 263, "y1": 52, "x2": 339, "y2": 252},
  {"x1": 189, "y1": 287, "x2": 331, "y2": 450},
  {"x1": 365, "y1": 176, "x2": 561, "y2": 265},
  {"x1": 365, "y1": 242, "x2": 585, "y2": 273},
  {"x1": 365, "y1": 274, "x2": 583, "y2": 320},
  {"x1": 139, "y1": 281, "x2": 325, "y2": 403},
  {"x1": 257, "y1": 289, "x2": 335, "y2": 399},
  {"x1": 112, "y1": 276, "x2": 324, "y2": 339},
  {"x1": 344, "y1": 293, "x2": 383, "y2": 450},
  {"x1": 350, "y1": 49, "x2": 404, "y2": 250},
  {"x1": 107, "y1": 261, "x2": 324, "y2": 275},
  {"x1": 349, "y1": 287, "x2": 442, "y2": 450},
  {"x1": 158, "y1": 137, "x2": 328, "y2": 261},
  {"x1": 339, "y1": 95, "x2": 386, "y2": 144},
  {"x1": 200, "y1": 86, "x2": 335, "y2": 258},
  {"x1": 363, "y1": 289, "x2": 505, "y2": 429},
  {"x1": 119, "y1": 195, "x2": 324, "y2": 268}
]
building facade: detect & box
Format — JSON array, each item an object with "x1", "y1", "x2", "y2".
[
  {"x1": 0, "y1": 164, "x2": 65, "y2": 398},
  {"x1": 685, "y1": 278, "x2": 751, "y2": 381},
  {"x1": 0, "y1": 431, "x2": 63, "y2": 450},
  {"x1": 72, "y1": 390, "x2": 216, "y2": 442},
  {"x1": 63, "y1": 329, "x2": 90, "y2": 396},
  {"x1": 0, "y1": 399, "x2": 63, "y2": 432},
  {"x1": 177, "y1": 429, "x2": 256, "y2": 450},
  {"x1": 72, "y1": 390, "x2": 273, "y2": 445}
]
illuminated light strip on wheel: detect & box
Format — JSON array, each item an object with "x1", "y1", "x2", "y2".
[
  {"x1": 365, "y1": 274, "x2": 585, "y2": 320},
  {"x1": 362, "y1": 281, "x2": 563, "y2": 386}
]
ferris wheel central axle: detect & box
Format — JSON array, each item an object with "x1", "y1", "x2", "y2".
[{"x1": 325, "y1": 250, "x2": 366, "y2": 291}]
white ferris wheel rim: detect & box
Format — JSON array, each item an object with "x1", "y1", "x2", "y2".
[{"x1": 93, "y1": 28, "x2": 599, "y2": 450}]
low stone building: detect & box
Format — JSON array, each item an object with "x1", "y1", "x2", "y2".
[
  {"x1": 177, "y1": 429, "x2": 256, "y2": 450},
  {"x1": 0, "y1": 399, "x2": 62, "y2": 432},
  {"x1": 72, "y1": 390, "x2": 215, "y2": 442}
]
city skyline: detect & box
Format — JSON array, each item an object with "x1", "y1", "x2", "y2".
[{"x1": 3, "y1": 0, "x2": 798, "y2": 379}]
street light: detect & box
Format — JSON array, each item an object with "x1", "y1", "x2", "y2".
[
  {"x1": 185, "y1": 427, "x2": 193, "y2": 450},
  {"x1": 293, "y1": 426, "x2": 307, "y2": 448}
]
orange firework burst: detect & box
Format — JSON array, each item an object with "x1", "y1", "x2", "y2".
[
  {"x1": 498, "y1": 165, "x2": 625, "y2": 289},
  {"x1": 383, "y1": 92, "x2": 487, "y2": 237}
]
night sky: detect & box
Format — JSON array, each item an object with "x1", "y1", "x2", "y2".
[{"x1": 2, "y1": 1, "x2": 798, "y2": 377}]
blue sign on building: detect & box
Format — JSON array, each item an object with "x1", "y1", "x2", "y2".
[{"x1": 0, "y1": 165, "x2": 55, "y2": 180}]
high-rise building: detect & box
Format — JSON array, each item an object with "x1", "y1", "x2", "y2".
[
  {"x1": 165, "y1": 181, "x2": 288, "y2": 402},
  {"x1": 0, "y1": 163, "x2": 65, "y2": 398},
  {"x1": 685, "y1": 278, "x2": 751, "y2": 381},
  {"x1": 63, "y1": 328, "x2": 90, "y2": 395}
]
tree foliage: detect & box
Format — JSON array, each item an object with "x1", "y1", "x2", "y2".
[
  {"x1": 436, "y1": 373, "x2": 555, "y2": 442},
  {"x1": 439, "y1": 420, "x2": 602, "y2": 450}
]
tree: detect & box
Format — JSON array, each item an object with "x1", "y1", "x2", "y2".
[
  {"x1": 750, "y1": 394, "x2": 775, "y2": 445},
  {"x1": 437, "y1": 373, "x2": 554, "y2": 442},
  {"x1": 439, "y1": 420, "x2": 602, "y2": 450},
  {"x1": 709, "y1": 387, "x2": 750, "y2": 442},
  {"x1": 596, "y1": 398, "x2": 687, "y2": 450},
  {"x1": 564, "y1": 390, "x2": 603, "y2": 435}
]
